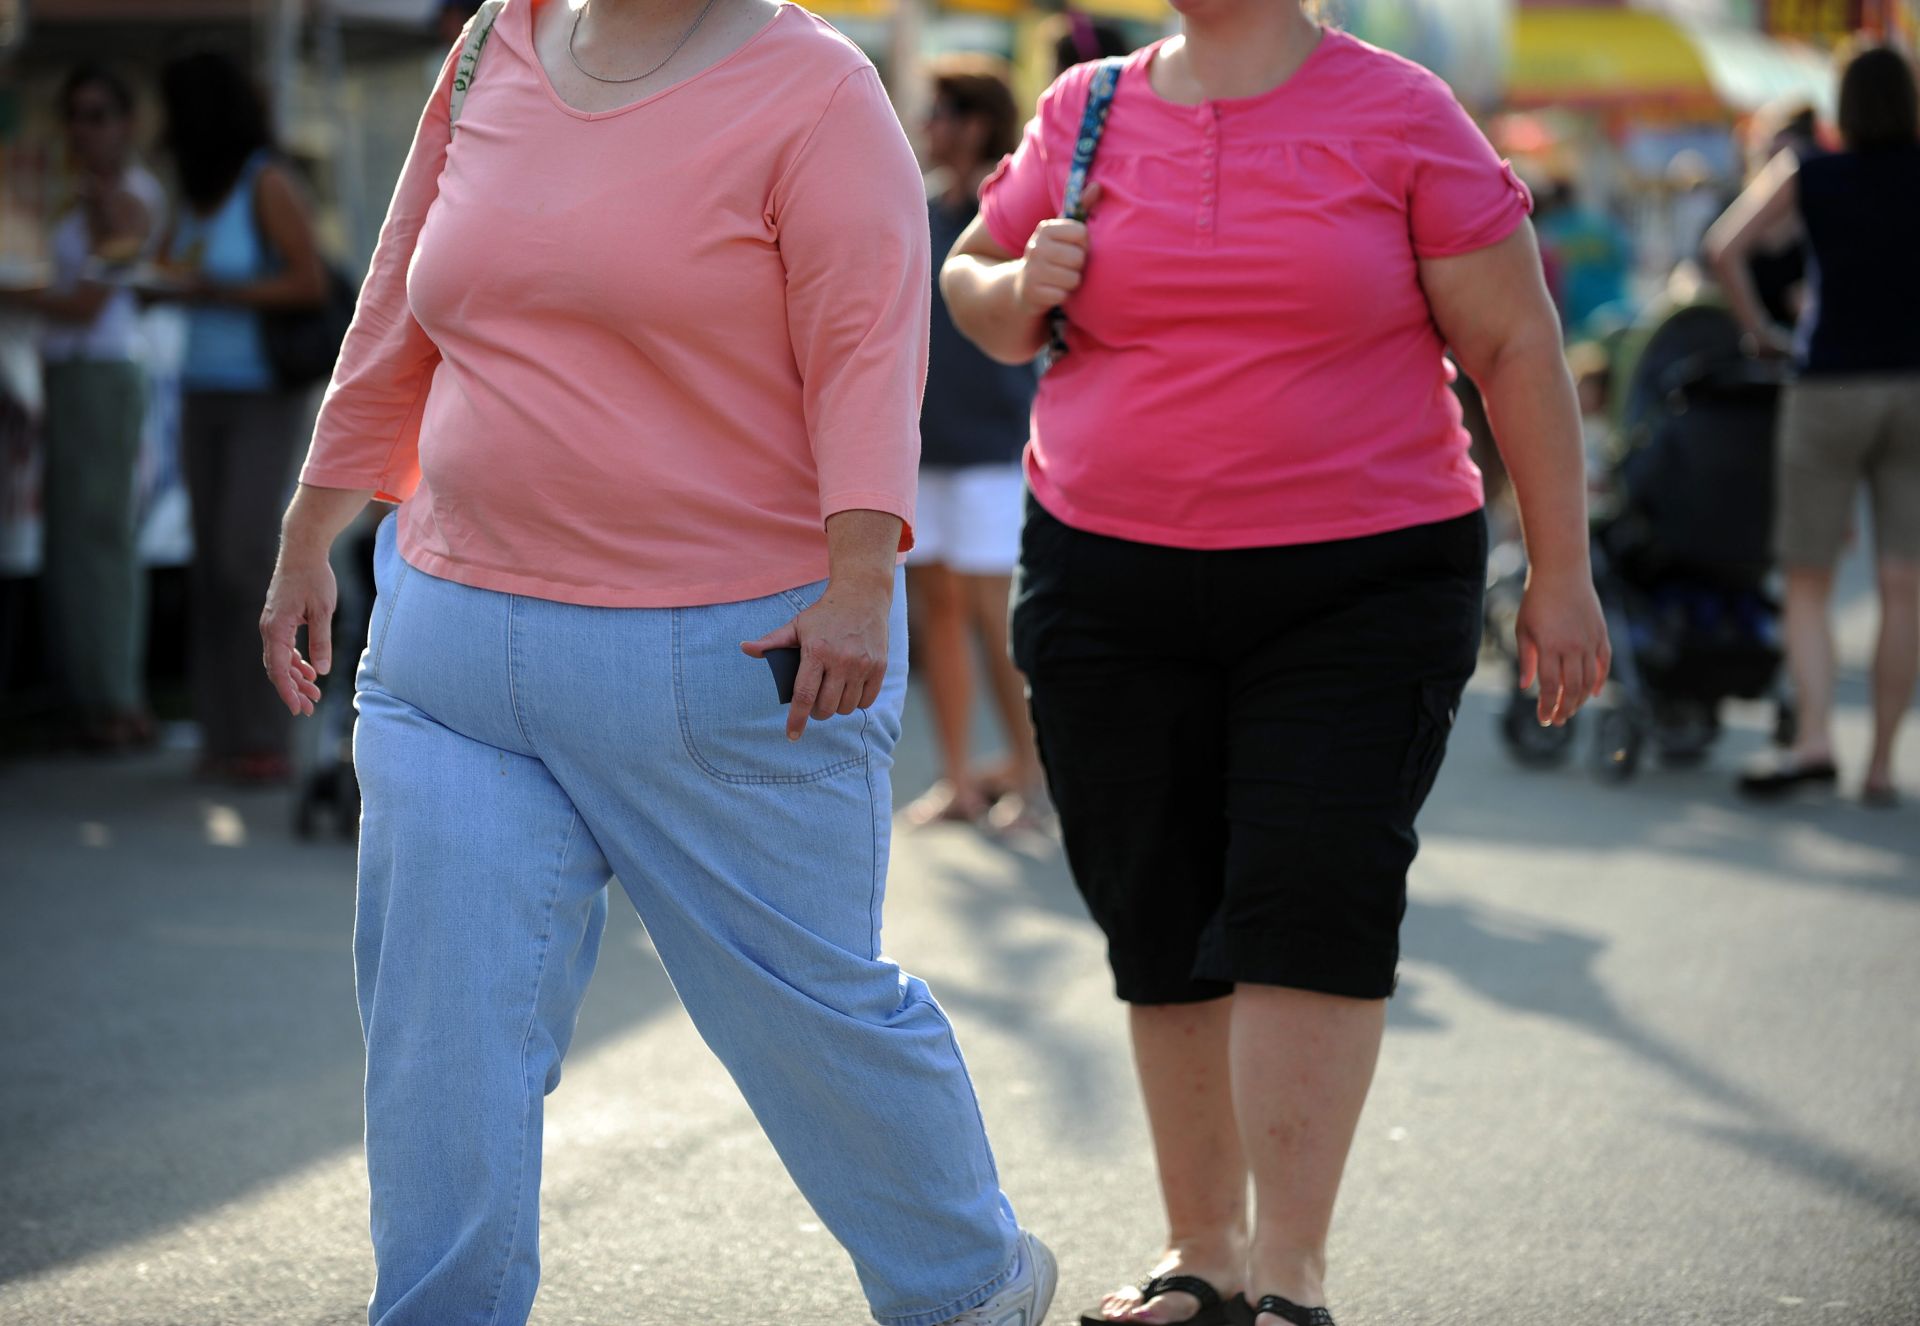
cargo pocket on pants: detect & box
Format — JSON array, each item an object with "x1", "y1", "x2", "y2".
[{"x1": 1400, "y1": 680, "x2": 1462, "y2": 811}]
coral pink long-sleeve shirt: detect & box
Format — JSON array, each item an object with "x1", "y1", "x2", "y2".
[{"x1": 300, "y1": 0, "x2": 927, "y2": 607}]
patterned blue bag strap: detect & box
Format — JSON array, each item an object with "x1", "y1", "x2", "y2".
[
  {"x1": 1046, "y1": 57, "x2": 1123, "y2": 366},
  {"x1": 1062, "y1": 58, "x2": 1123, "y2": 222}
]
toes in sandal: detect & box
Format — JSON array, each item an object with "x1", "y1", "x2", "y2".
[
  {"x1": 1254, "y1": 1295, "x2": 1335, "y2": 1326},
  {"x1": 1082, "y1": 1274, "x2": 1244, "y2": 1326}
]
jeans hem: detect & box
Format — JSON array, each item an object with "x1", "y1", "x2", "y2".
[{"x1": 872, "y1": 1248, "x2": 1021, "y2": 1326}]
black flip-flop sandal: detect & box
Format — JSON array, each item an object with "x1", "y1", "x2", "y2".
[
  {"x1": 1253, "y1": 1294, "x2": 1335, "y2": 1326},
  {"x1": 1080, "y1": 1274, "x2": 1250, "y2": 1326},
  {"x1": 1737, "y1": 757, "x2": 1838, "y2": 797}
]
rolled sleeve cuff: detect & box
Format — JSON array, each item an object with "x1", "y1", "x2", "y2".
[
  {"x1": 1413, "y1": 162, "x2": 1535, "y2": 260},
  {"x1": 298, "y1": 463, "x2": 416, "y2": 506},
  {"x1": 821, "y1": 489, "x2": 916, "y2": 553}
]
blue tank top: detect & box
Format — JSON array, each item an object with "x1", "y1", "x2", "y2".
[
  {"x1": 169, "y1": 151, "x2": 276, "y2": 392},
  {"x1": 1795, "y1": 146, "x2": 1920, "y2": 377}
]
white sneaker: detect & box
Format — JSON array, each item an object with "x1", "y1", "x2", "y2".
[{"x1": 942, "y1": 1230, "x2": 1057, "y2": 1326}]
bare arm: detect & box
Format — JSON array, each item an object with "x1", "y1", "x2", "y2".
[
  {"x1": 260, "y1": 482, "x2": 374, "y2": 715},
  {"x1": 221, "y1": 164, "x2": 330, "y2": 310},
  {"x1": 939, "y1": 182, "x2": 1101, "y2": 366},
  {"x1": 25, "y1": 283, "x2": 113, "y2": 324},
  {"x1": 941, "y1": 218, "x2": 1046, "y2": 364},
  {"x1": 1420, "y1": 222, "x2": 1611, "y2": 723},
  {"x1": 25, "y1": 182, "x2": 154, "y2": 323},
  {"x1": 1704, "y1": 150, "x2": 1800, "y2": 352}
]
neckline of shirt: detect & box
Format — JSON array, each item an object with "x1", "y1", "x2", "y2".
[
  {"x1": 1126, "y1": 26, "x2": 1345, "y2": 115},
  {"x1": 520, "y1": 0, "x2": 795, "y2": 123}
]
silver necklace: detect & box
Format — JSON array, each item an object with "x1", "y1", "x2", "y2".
[{"x1": 568, "y1": 0, "x2": 721, "y2": 85}]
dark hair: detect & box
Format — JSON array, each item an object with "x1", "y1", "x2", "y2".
[
  {"x1": 60, "y1": 64, "x2": 134, "y2": 121},
  {"x1": 1836, "y1": 41, "x2": 1919, "y2": 151},
  {"x1": 1052, "y1": 16, "x2": 1131, "y2": 78},
  {"x1": 160, "y1": 50, "x2": 276, "y2": 210},
  {"x1": 929, "y1": 54, "x2": 1021, "y2": 164}
]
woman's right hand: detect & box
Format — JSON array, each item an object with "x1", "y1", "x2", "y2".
[
  {"x1": 1746, "y1": 323, "x2": 1796, "y2": 360},
  {"x1": 1013, "y1": 182, "x2": 1101, "y2": 317},
  {"x1": 260, "y1": 544, "x2": 335, "y2": 718}
]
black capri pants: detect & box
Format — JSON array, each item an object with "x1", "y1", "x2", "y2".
[{"x1": 1011, "y1": 495, "x2": 1486, "y2": 1004}]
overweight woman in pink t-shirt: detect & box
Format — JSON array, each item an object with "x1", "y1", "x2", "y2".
[
  {"x1": 944, "y1": 4, "x2": 1609, "y2": 1325},
  {"x1": 252, "y1": 3, "x2": 1054, "y2": 1324}
]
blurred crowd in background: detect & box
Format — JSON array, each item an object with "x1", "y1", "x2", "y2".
[{"x1": 0, "y1": 0, "x2": 1914, "y2": 815}]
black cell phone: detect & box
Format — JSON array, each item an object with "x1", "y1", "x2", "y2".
[{"x1": 764, "y1": 647, "x2": 802, "y2": 706}]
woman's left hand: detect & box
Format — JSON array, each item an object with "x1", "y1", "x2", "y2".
[
  {"x1": 136, "y1": 271, "x2": 214, "y2": 306},
  {"x1": 742, "y1": 579, "x2": 892, "y2": 742},
  {"x1": 1516, "y1": 566, "x2": 1611, "y2": 726}
]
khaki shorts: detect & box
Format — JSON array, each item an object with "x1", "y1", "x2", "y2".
[{"x1": 1775, "y1": 375, "x2": 1920, "y2": 567}]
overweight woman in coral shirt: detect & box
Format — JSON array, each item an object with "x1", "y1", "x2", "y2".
[
  {"x1": 255, "y1": 2, "x2": 1053, "y2": 1324},
  {"x1": 944, "y1": 3, "x2": 1609, "y2": 1325}
]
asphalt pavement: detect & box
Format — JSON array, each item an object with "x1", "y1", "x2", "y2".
[{"x1": 2, "y1": 545, "x2": 1916, "y2": 1326}]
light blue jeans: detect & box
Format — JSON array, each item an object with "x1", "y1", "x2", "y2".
[{"x1": 352, "y1": 514, "x2": 1019, "y2": 1326}]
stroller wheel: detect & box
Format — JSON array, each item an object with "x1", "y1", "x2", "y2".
[
  {"x1": 1500, "y1": 687, "x2": 1579, "y2": 768},
  {"x1": 1773, "y1": 699, "x2": 1799, "y2": 749},
  {"x1": 337, "y1": 766, "x2": 362, "y2": 841},
  {"x1": 1655, "y1": 698, "x2": 1719, "y2": 768},
  {"x1": 294, "y1": 793, "x2": 319, "y2": 841},
  {"x1": 1590, "y1": 707, "x2": 1643, "y2": 782}
]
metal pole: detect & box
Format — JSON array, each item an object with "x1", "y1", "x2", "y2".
[
  {"x1": 888, "y1": 0, "x2": 929, "y2": 131},
  {"x1": 313, "y1": 0, "x2": 371, "y2": 265},
  {"x1": 262, "y1": 0, "x2": 305, "y2": 139}
]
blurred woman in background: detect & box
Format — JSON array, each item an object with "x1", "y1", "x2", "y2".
[
  {"x1": 908, "y1": 55, "x2": 1045, "y2": 829},
  {"x1": 33, "y1": 66, "x2": 165, "y2": 750},
  {"x1": 158, "y1": 51, "x2": 327, "y2": 784},
  {"x1": 1709, "y1": 41, "x2": 1920, "y2": 807}
]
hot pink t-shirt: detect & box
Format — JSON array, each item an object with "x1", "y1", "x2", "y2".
[
  {"x1": 979, "y1": 30, "x2": 1533, "y2": 550},
  {"x1": 300, "y1": 1, "x2": 926, "y2": 607}
]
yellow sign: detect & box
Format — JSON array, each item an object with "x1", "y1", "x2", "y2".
[
  {"x1": 1764, "y1": 0, "x2": 1862, "y2": 41},
  {"x1": 1509, "y1": 7, "x2": 1719, "y2": 110}
]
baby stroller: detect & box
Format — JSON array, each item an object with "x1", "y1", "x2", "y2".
[
  {"x1": 294, "y1": 514, "x2": 380, "y2": 839},
  {"x1": 1492, "y1": 300, "x2": 1794, "y2": 779}
]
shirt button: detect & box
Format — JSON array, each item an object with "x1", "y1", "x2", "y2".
[
  {"x1": 1203, "y1": 145, "x2": 1216, "y2": 157},
  {"x1": 1202, "y1": 194, "x2": 1214, "y2": 205}
]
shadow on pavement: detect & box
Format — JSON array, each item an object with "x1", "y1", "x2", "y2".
[
  {"x1": 1396, "y1": 893, "x2": 1920, "y2": 1225},
  {"x1": 924, "y1": 845, "x2": 1134, "y2": 1149},
  {"x1": 0, "y1": 750, "x2": 678, "y2": 1285},
  {"x1": 1425, "y1": 686, "x2": 1919, "y2": 907}
]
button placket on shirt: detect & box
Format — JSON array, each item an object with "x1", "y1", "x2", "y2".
[{"x1": 1196, "y1": 105, "x2": 1219, "y2": 247}]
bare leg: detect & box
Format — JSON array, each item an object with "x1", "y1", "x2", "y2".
[
  {"x1": 1232, "y1": 984, "x2": 1386, "y2": 1321},
  {"x1": 905, "y1": 563, "x2": 986, "y2": 822},
  {"x1": 1868, "y1": 557, "x2": 1920, "y2": 795},
  {"x1": 1098, "y1": 998, "x2": 1249, "y2": 1324},
  {"x1": 964, "y1": 572, "x2": 1045, "y2": 799},
  {"x1": 1783, "y1": 566, "x2": 1839, "y2": 766}
]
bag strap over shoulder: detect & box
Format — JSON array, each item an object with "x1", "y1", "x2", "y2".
[
  {"x1": 1044, "y1": 56, "x2": 1123, "y2": 367},
  {"x1": 1060, "y1": 57, "x2": 1123, "y2": 222},
  {"x1": 450, "y1": 0, "x2": 509, "y2": 130}
]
